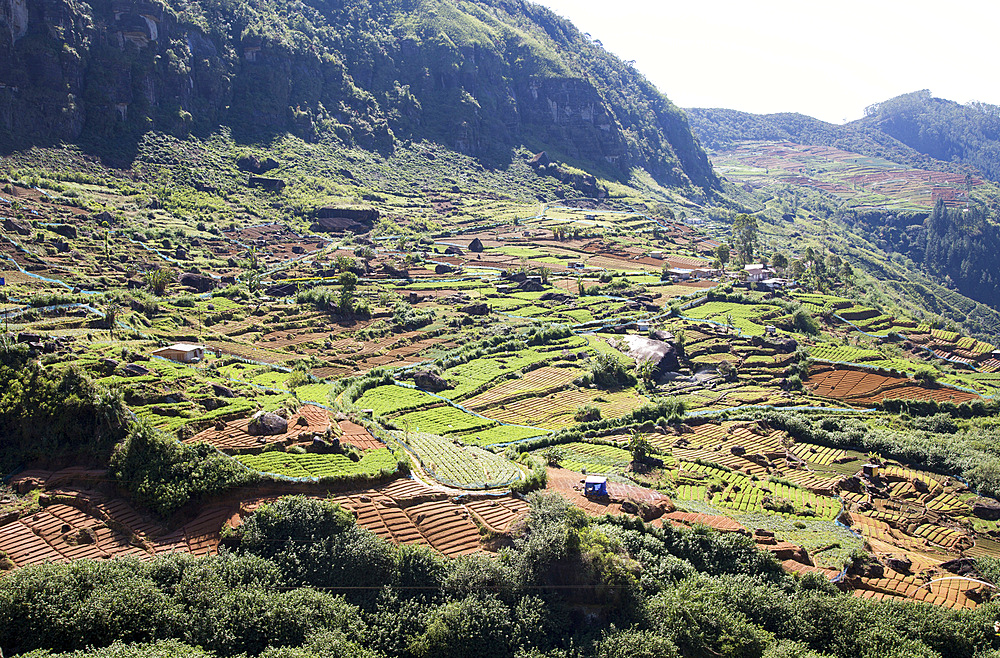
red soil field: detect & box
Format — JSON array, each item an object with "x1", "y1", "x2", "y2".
[
  {"x1": 338, "y1": 420, "x2": 384, "y2": 450},
  {"x1": 806, "y1": 365, "x2": 979, "y2": 406},
  {"x1": 545, "y1": 467, "x2": 673, "y2": 517}
]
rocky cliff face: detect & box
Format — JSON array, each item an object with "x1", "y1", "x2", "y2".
[{"x1": 0, "y1": 0, "x2": 718, "y2": 192}]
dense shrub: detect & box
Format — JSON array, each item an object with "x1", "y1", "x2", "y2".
[
  {"x1": 109, "y1": 421, "x2": 256, "y2": 518},
  {"x1": 590, "y1": 353, "x2": 637, "y2": 389},
  {"x1": 0, "y1": 347, "x2": 129, "y2": 472},
  {"x1": 1, "y1": 495, "x2": 997, "y2": 658}
]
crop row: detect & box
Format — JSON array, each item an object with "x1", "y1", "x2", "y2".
[
  {"x1": 238, "y1": 448, "x2": 398, "y2": 479},
  {"x1": 441, "y1": 351, "x2": 556, "y2": 400},
  {"x1": 396, "y1": 405, "x2": 496, "y2": 436},
  {"x1": 789, "y1": 442, "x2": 849, "y2": 466},
  {"x1": 809, "y1": 344, "x2": 883, "y2": 363},
  {"x1": 397, "y1": 431, "x2": 521, "y2": 488},
  {"x1": 456, "y1": 424, "x2": 547, "y2": 446},
  {"x1": 353, "y1": 384, "x2": 438, "y2": 416}
]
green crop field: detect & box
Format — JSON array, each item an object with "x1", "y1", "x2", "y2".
[
  {"x1": 354, "y1": 385, "x2": 438, "y2": 416},
  {"x1": 682, "y1": 301, "x2": 774, "y2": 336},
  {"x1": 238, "y1": 447, "x2": 399, "y2": 479},
  {"x1": 394, "y1": 431, "x2": 522, "y2": 488}
]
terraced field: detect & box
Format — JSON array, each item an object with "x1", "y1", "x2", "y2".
[
  {"x1": 237, "y1": 447, "x2": 399, "y2": 479},
  {"x1": 393, "y1": 431, "x2": 523, "y2": 489},
  {"x1": 806, "y1": 365, "x2": 980, "y2": 406}
]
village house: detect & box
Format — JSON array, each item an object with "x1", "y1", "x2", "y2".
[
  {"x1": 744, "y1": 263, "x2": 774, "y2": 283},
  {"x1": 152, "y1": 343, "x2": 206, "y2": 363}
]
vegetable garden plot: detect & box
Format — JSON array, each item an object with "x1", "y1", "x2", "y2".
[
  {"x1": 237, "y1": 447, "x2": 399, "y2": 479},
  {"x1": 462, "y1": 366, "x2": 585, "y2": 411},
  {"x1": 353, "y1": 384, "x2": 439, "y2": 416},
  {"x1": 465, "y1": 497, "x2": 529, "y2": 533},
  {"x1": 456, "y1": 424, "x2": 547, "y2": 446},
  {"x1": 789, "y1": 442, "x2": 850, "y2": 466},
  {"x1": 484, "y1": 387, "x2": 647, "y2": 430},
  {"x1": 392, "y1": 430, "x2": 522, "y2": 488},
  {"x1": 396, "y1": 404, "x2": 497, "y2": 436},
  {"x1": 538, "y1": 442, "x2": 634, "y2": 474},
  {"x1": 439, "y1": 350, "x2": 559, "y2": 400},
  {"x1": 404, "y1": 500, "x2": 482, "y2": 556},
  {"x1": 186, "y1": 404, "x2": 330, "y2": 452},
  {"x1": 681, "y1": 301, "x2": 774, "y2": 336}
]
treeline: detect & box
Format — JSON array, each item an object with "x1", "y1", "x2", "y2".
[
  {"x1": 3, "y1": 494, "x2": 997, "y2": 658},
  {"x1": 684, "y1": 107, "x2": 953, "y2": 173},
  {"x1": 0, "y1": 341, "x2": 129, "y2": 473},
  {"x1": 842, "y1": 199, "x2": 1000, "y2": 312},
  {"x1": 0, "y1": 341, "x2": 253, "y2": 518}
]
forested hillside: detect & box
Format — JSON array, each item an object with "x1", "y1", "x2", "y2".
[
  {"x1": 857, "y1": 90, "x2": 1000, "y2": 183},
  {"x1": 0, "y1": 0, "x2": 716, "y2": 191}
]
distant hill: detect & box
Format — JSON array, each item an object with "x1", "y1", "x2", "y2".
[
  {"x1": 687, "y1": 90, "x2": 1000, "y2": 183},
  {"x1": 855, "y1": 90, "x2": 1000, "y2": 182},
  {"x1": 0, "y1": 0, "x2": 717, "y2": 192}
]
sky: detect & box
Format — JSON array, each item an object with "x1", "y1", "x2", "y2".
[{"x1": 532, "y1": 0, "x2": 1000, "y2": 124}]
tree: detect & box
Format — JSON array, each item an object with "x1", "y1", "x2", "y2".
[
  {"x1": 732, "y1": 214, "x2": 758, "y2": 265},
  {"x1": 241, "y1": 247, "x2": 263, "y2": 294},
  {"x1": 628, "y1": 430, "x2": 651, "y2": 465},
  {"x1": 103, "y1": 297, "x2": 122, "y2": 337},
  {"x1": 338, "y1": 272, "x2": 358, "y2": 313},
  {"x1": 771, "y1": 253, "x2": 788, "y2": 271},
  {"x1": 715, "y1": 243, "x2": 730, "y2": 270},
  {"x1": 636, "y1": 359, "x2": 657, "y2": 390}
]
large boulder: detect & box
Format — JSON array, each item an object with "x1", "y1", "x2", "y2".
[
  {"x1": 52, "y1": 223, "x2": 77, "y2": 239},
  {"x1": 3, "y1": 218, "x2": 31, "y2": 235},
  {"x1": 247, "y1": 411, "x2": 288, "y2": 436},
  {"x1": 237, "y1": 154, "x2": 279, "y2": 174},
  {"x1": 460, "y1": 302, "x2": 489, "y2": 316},
  {"x1": 211, "y1": 383, "x2": 235, "y2": 398},
  {"x1": 310, "y1": 207, "x2": 379, "y2": 233},
  {"x1": 620, "y1": 335, "x2": 680, "y2": 379},
  {"x1": 972, "y1": 498, "x2": 1000, "y2": 520},
  {"x1": 885, "y1": 555, "x2": 912, "y2": 573},
  {"x1": 413, "y1": 370, "x2": 452, "y2": 392},
  {"x1": 444, "y1": 245, "x2": 464, "y2": 256},
  {"x1": 179, "y1": 272, "x2": 217, "y2": 293},
  {"x1": 469, "y1": 238, "x2": 484, "y2": 252},
  {"x1": 248, "y1": 176, "x2": 285, "y2": 191},
  {"x1": 267, "y1": 282, "x2": 298, "y2": 297}
]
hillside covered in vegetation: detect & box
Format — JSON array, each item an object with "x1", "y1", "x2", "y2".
[
  {"x1": 6, "y1": 1, "x2": 1000, "y2": 657},
  {"x1": 0, "y1": 0, "x2": 716, "y2": 192}
]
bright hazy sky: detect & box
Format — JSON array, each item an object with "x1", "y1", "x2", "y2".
[{"x1": 533, "y1": 0, "x2": 1000, "y2": 124}]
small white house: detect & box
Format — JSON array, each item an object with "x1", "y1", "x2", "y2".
[
  {"x1": 761, "y1": 277, "x2": 791, "y2": 290},
  {"x1": 744, "y1": 264, "x2": 774, "y2": 283},
  {"x1": 668, "y1": 268, "x2": 693, "y2": 280},
  {"x1": 152, "y1": 343, "x2": 206, "y2": 363}
]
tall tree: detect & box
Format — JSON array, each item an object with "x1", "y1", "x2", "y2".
[
  {"x1": 715, "y1": 243, "x2": 730, "y2": 270},
  {"x1": 732, "y1": 214, "x2": 758, "y2": 265}
]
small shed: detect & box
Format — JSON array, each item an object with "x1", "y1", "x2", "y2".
[
  {"x1": 152, "y1": 343, "x2": 206, "y2": 363},
  {"x1": 861, "y1": 463, "x2": 882, "y2": 479},
  {"x1": 584, "y1": 474, "x2": 608, "y2": 497}
]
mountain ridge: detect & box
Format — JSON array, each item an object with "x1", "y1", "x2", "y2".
[{"x1": 0, "y1": 0, "x2": 718, "y2": 193}]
